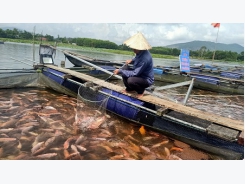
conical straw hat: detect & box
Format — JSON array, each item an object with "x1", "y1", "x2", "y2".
[{"x1": 123, "y1": 32, "x2": 152, "y2": 50}]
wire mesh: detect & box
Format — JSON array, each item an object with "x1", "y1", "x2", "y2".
[{"x1": 74, "y1": 84, "x2": 110, "y2": 133}]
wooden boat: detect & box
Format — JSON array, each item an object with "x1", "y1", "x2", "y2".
[
  {"x1": 1, "y1": 44, "x2": 243, "y2": 160},
  {"x1": 61, "y1": 50, "x2": 244, "y2": 95},
  {"x1": 37, "y1": 45, "x2": 243, "y2": 159}
]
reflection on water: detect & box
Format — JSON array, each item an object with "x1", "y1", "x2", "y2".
[{"x1": 1, "y1": 42, "x2": 243, "y2": 69}]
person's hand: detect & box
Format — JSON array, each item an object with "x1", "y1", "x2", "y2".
[
  {"x1": 113, "y1": 69, "x2": 119, "y2": 75},
  {"x1": 126, "y1": 59, "x2": 132, "y2": 65}
]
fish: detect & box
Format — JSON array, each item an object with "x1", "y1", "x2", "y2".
[
  {"x1": 124, "y1": 135, "x2": 140, "y2": 143},
  {"x1": 71, "y1": 144, "x2": 79, "y2": 154},
  {"x1": 106, "y1": 141, "x2": 127, "y2": 148},
  {"x1": 170, "y1": 146, "x2": 183, "y2": 152},
  {"x1": 168, "y1": 154, "x2": 182, "y2": 160},
  {"x1": 17, "y1": 141, "x2": 22, "y2": 149},
  {"x1": 90, "y1": 137, "x2": 107, "y2": 141},
  {"x1": 0, "y1": 138, "x2": 17, "y2": 142},
  {"x1": 94, "y1": 110, "x2": 102, "y2": 115},
  {"x1": 142, "y1": 154, "x2": 157, "y2": 160},
  {"x1": 127, "y1": 141, "x2": 141, "y2": 153},
  {"x1": 140, "y1": 145, "x2": 151, "y2": 153},
  {"x1": 31, "y1": 141, "x2": 45, "y2": 154},
  {"x1": 36, "y1": 153, "x2": 57, "y2": 159},
  {"x1": 32, "y1": 147, "x2": 46, "y2": 156},
  {"x1": 0, "y1": 118, "x2": 17, "y2": 128},
  {"x1": 139, "y1": 125, "x2": 146, "y2": 135},
  {"x1": 0, "y1": 133, "x2": 9, "y2": 138},
  {"x1": 64, "y1": 136, "x2": 77, "y2": 149},
  {"x1": 0, "y1": 147, "x2": 3, "y2": 157},
  {"x1": 75, "y1": 134, "x2": 86, "y2": 145},
  {"x1": 63, "y1": 149, "x2": 70, "y2": 159},
  {"x1": 76, "y1": 145, "x2": 87, "y2": 152},
  {"x1": 45, "y1": 137, "x2": 56, "y2": 148},
  {"x1": 99, "y1": 145, "x2": 113, "y2": 152},
  {"x1": 17, "y1": 122, "x2": 39, "y2": 127},
  {"x1": 21, "y1": 126, "x2": 34, "y2": 135},
  {"x1": 0, "y1": 128, "x2": 14, "y2": 133},
  {"x1": 164, "y1": 147, "x2": 171, "y2": 157},
  {"x1": 87, "y1": 116, "x2": 106, "y2": 129},
  {"x1": 151, "y1": 140, "x2": 169, "y2": 149},
  {"x1": 44, "y1": 106, "x2": 57, "y2": 110},
  {"x1": 109, "y1": 155, "x2": 124, "y2": 160}
]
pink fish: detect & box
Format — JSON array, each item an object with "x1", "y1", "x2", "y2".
[
  {"x1": 0, "y1": 137, "x2": 17, "y2": 142},
  {"x1": 76, "y1": 145, "x2": 87, "y2": 152},
  {"x1": 36, "y1": 153, "x2": 57, "y2": 159},
  {"x1": 168, "y1": 154, "x2": 182, "y2": 160},
  {"x1": 87, "y1": 116, "x2": 106, "y2": 129},
  {"x1": 64, "y1": 136, "x2": 76, "y2": 149},
  {"x1": 0, "y1": 128, "x2": 14, "y2": 133},
  {"x1": 31, "y1": 141, "x2": 45, "y2": 154}
]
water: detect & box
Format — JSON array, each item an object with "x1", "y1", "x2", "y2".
[{"x1": 0, "y1": 42, "x2": 244, "y2": 160}]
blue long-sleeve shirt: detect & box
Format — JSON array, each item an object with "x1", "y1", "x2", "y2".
[{"x1": 118, "y1": 50, "x2": 154, "y2": 85}]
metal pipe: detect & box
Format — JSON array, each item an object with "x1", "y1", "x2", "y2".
[{"x1": 183, "y1": 78, "x2": 195, "y2": 105}]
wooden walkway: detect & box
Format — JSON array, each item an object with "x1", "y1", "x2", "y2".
[{"x1": 47, "y1": 65, "x2": 244, "y2": 132}]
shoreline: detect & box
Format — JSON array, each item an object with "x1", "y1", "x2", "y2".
[{"x1": 2, "y1": 39, "x2": 244, "y2": 65}]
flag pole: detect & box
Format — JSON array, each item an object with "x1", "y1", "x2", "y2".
[{"x1": 212, "y1": 26, "x2": 220, "y2": 64}]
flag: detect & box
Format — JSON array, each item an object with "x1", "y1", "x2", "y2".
[{"x1": 211, "y1": 23, "x2": 220, "y2": 28}]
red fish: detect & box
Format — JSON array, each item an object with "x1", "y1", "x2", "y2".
[{"x1": 139, "y1": 125, "x2": 146, "y2": 135}]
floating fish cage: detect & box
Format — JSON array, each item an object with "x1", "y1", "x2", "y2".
[{"x1": 77, "y1": 83, "x2": 156, "y2": 126}]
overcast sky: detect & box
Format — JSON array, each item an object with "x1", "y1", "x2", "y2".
[{"x1": 1, "y1": 1, "x2": 244, "y2": 47}]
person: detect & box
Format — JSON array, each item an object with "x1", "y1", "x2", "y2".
[{"x1": 113, "y1": 32, "x2": 154, "y2": 98}]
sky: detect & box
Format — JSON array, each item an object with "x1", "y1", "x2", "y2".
[
  {"x1": 0, "y1": 23, "x2": 244, "y2": 47},
  {"x1": 1, "y1": 1, "x2": 244, "y2": 47},
  {"x1": 1, "y1": 0, "x2": 244, "y2": 183}
]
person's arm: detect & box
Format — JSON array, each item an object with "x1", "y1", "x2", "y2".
[{"x1": 119, "y1": 60, "x2": 147, "y2": 77}]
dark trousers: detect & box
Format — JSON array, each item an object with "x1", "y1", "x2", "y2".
[{"x1": 122, "y1": 76, "x2": 150, "y2": 94}]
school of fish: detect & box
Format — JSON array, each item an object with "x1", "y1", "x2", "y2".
[{"x1": 0, "y1": 87, "x2": 243, "y2": 160}]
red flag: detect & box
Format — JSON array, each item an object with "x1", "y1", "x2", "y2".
[{"x1": 211, "y1": 23, "x2": 220, "y2": 28}]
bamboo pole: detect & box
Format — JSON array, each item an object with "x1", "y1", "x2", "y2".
[
  {"x1": 32, "y1": 26, "x2": 36, "y2": 63},
  {"x1": 212, "y1": 26, "x2": 220, "y2": 63}
]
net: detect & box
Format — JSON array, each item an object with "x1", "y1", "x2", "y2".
[
  {"x1": 74, "y1": 82, "x2": 157, "y2": 134},
  {"x1": 74, "y1": 83, "x2": 110, "y2": 133}
]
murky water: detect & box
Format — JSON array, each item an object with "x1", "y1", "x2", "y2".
[
  {"x1": 0, "y1": 87, "x2": 222, "y2": 160},
  {"x1": 0, "y1": 42, "x2": 244, "y2": 160}
]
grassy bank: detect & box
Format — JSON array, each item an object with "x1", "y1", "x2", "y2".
[{"x1": 1, "y1": 38, "x2": 178, "y2": 60}]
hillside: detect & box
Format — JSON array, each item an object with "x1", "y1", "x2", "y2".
[{"x1": 165, "y1": 40, "x2": 244, "y2": 53}]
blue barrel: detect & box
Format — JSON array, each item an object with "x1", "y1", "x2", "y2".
[
  {"x1": 97, "y1": 88, "x2": 144, "y2": 120},
  {"x1": 153, "y1": 68, "x2": 164, "y2": 75}
]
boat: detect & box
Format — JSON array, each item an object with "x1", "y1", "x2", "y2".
[
  {"x1": 60, "y1": 49, "x2": 244, "y2": 95},
  {"x1": 38, "y1": 45, "x2": 245, "y2": 159},
  {"x1": 1, "y1": 44, "x2": 244, "y2": 160},
  {"x1": 0, "y1": 40, "x2": 4, "y2": 44}
]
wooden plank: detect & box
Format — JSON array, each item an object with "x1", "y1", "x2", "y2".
[
  {"x1": 207, "y1": 123, "x2": 240, "y2": 141},
  {"x1": 46, "y1": 65, "x2": 244, "y2": 132}
]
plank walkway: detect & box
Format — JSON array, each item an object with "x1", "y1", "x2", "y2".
[{"x1": 47, "y1": 65, "x2": 244, "y2": 132}]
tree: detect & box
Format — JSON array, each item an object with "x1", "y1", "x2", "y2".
[{"x1": 199, "y1": 46, "x2": 207, "y2": 59}]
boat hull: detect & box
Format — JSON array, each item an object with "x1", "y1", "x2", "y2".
[
  {"x1": 40, "y1": 66, "x2": 244, "y2": 160},
  {"x1": 63, "y1": 51, "x2": 244, "y2": 95}
]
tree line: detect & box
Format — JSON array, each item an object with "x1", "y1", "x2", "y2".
[{"x1": 0, "y1": 28, "x2": 243, "y2": 62}]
